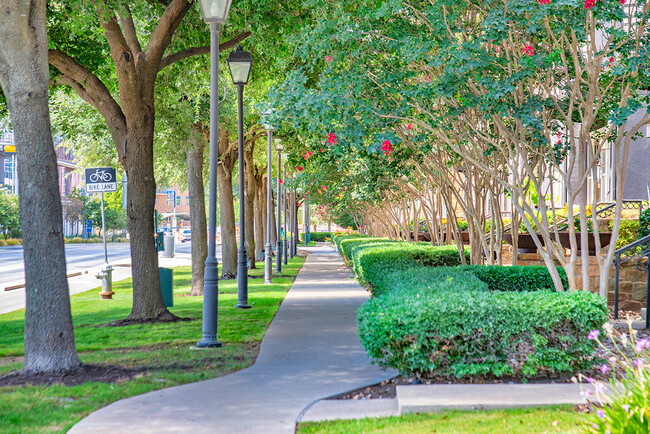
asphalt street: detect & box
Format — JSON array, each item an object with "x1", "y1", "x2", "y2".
[{"x1": 0, "y1": 241, "x2": 197, "y2": 287}]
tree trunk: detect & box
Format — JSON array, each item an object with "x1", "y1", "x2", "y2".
[
  {"x1": 244, "y1": 140, "x2": 256, "y2": 268},
  {"x1": 186, "y1": 124, "x2": 208, "y2": 296},
  {"x1": 0, "y1": 0, "x2": 81, "y2": 373},
  {"x1": 124, "y1": 113, "x2": 173, "y2": 320},
  {"x1": 218, "y1": 131, "x2": 237, "y2": 278},
  {"x1": 254, "y1": 172, "x2": 266, "y2": 261}
]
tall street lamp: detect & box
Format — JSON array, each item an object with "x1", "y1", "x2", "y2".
[
  {"x1": 227, "y1": 45, "x2": 253, "y2": 309},
  {"x1": 288, "y1": 181, "x2": 294, "y2": 260},
  {"x1": 263, "y1": 113, "x2": 274, "y2": 284},
  {"x1": 196, "y1": 0, "x2": 233, "y2": 348},
  {"x1": 283, "y1": 161, "x2": 288, "y2": 265},
  {"x1": 275, "y1": 141, "x2": 284, "y2": 273}
]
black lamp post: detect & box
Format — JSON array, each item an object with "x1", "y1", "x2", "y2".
[
  {"x1": 227, "y1": 45, "x2": 253, "y2": 309},
  {"x1": 196, "y1": 0, "x2": 232, "y2": 348},
  {"x1": 275, "y1": 142, "x2": 284, "y2": 273}
]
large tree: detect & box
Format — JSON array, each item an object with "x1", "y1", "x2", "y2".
[
  {"x1": 47, "y1": 1, "x2": 248, "y2": 321},
  {"x1": 0, "y1": 0, "x2": 81, "y2": 373}
]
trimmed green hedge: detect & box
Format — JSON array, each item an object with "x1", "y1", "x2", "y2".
[
  {"x1": 335, "y1": 235, "x2": 607, "y2": 379},
  {"x1": 358, "y1": 286, "x2": 607, "y2": 378},
  {"x1": 301, "y1": 232, "x2": 332, "y2": 242},
  {"x1": 463, "y1": 265, "x2": 569, "y2": 292}
]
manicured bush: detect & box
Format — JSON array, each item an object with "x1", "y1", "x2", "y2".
[
  {"x1": 462, "y1": 265, "x2": 569, "y2": 292},
  {"x1": 352, "y1": 243, "x2": 469, "y2": 291},
  {"x1": 6, "y1": 239, "x2": 22, "y2": 246},
  {"x1": 0, "y1": 239, "x2": 6, "y2": 246},
  {"x1": 64, "y1": 237, "x2": 84, "y2": 244},
  {"x1": 358, "y1": 285, "x2": 607, "y2": 379},
  {"x1": 301, "y1": 232, "x2": 332, "y2": 242}
]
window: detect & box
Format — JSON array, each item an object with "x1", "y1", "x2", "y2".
[
  {"x1": 176, "y1": 196, "x2": 181, "y2": 206},
  {"x1": 186, "y1": 196, "x2": 190, "y2": 205}
]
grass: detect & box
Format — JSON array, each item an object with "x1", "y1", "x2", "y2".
[
  {"x1": 0, "y1": 255, "x2": 305, "y2": 433},
  {"x1": 298, "y1": 405, "x2": 590, "y2": 433}
]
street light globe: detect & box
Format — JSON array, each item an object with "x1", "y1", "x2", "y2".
[
  {"x1": 227, "y1": 45, "x2": 254, "y2": 86},
  {"x1": 198, "y1": 0, "x2": 233, "y2": 23},
  {"x1": 275, "y1": 139, "x2": 284, "y2": 152}
]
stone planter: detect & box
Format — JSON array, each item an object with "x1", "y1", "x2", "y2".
[
  {"x1": 503, "y1": 233, "x2": 543, "y2": 254},
  {"x1": 553, "y1": 232, "x2": 612, "y2": 256}
]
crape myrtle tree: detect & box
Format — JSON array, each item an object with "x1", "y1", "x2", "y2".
[
  {"x1": 269, "y1": 0, "x2": 649, "y2": 292},
  {"x1": 0, "y1": 0, "x2": 81, "y2": 373}
]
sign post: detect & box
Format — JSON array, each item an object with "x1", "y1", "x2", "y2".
[
  {"x1": 166, "y1": 189, "x2": 177, "y2": 231},
  {"x1": 85, "y1": 167, "x2": 118, "y2": 299}
]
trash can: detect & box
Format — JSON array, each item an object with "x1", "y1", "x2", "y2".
[
  {"x1": 159, "y1": 267, "x2": 173, "y2": 307},
  {"x1": 161, "y1": 233, "x2": 175, "y2": 258},
  {"x1": 156, "y1": 232, "x2": 165, "y2": 252}
]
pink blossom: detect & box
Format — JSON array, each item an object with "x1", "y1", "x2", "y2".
[
  {"x1": 321, "y1": 185, "x2": 326, "y2": 191},
  {"x1": 537, "y1": 0, "x2": 550, "y2": 4},
  {"x1": 296, "y1": 166, "x2": 303, "y2": 172},
  {"x1": 327, "y1": 133, "x2": 338, "y2": 145},
  {"x1": 407, "y1": 123, "x2": 413, "y2": 130},
  {"x1": 600, "y1": 364, "x2": 609, "y2": 374},
  {"x1": 317, "y1": 189, "x2": 322, "y2": 194},
  {"x1": 584, "y1": 0, "x2": 595, "y2": 9},
  {"x1": 325, "y1": 55, "x2": 333, "y2": 63},
  {"x1": 426, "y1": 75, "x2": 431, "y2": 82},
  {"x1": 279, "y1": 178, "x2": 284, "y2": 184},
  {"x1": 620, "y1": 0, "x2": 626, "y2": 3},
  {"x1": 587, "y1": 330, "x2": 599, "y2": 340},
  {"x1": 523, "y1": 45, "x2": 534, "y2": 57},
  {"x1": 381, "y1": 140, "x2": 393, "y2": 156}
]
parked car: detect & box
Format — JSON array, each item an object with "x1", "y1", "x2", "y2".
[{"x1": 179, "y1": 229, "x2": 191, "y2": 243}]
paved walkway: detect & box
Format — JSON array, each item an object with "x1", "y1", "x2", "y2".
[{"x1": 70, "y1": 244, "x2": 395, "y2": 433}]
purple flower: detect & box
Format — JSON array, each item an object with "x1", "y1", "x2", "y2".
[
  {"x1": 593, "y1": 423, "x2": 599, "y2": 429},
  {"x1": 588, "y1": 330, "x2": 600, "y2": 340},
  {"x1": 597, "y1": 409, "x2": 605, "y2": 419},
  {"x1": 596, "y1": 383, "x2": 606, "y2": 394},
  {"x1": 586, "y1": 377, "x2": 596, "y2": 383},
  {"x1": 633, "y1": 358, "x2": 644, "y2": 368},
  {"x1": 580, "y1": 389, "x2": 592, "y2": 397},
  {"x1": 622, "y1": 404, "x2": 630, "y2": 413},
  {"x1": 600, "y1": 364, "x2": 609, "y2": 375},
  {"x1": 635, "y1": 339, "x2": 649, "y2": 352}
]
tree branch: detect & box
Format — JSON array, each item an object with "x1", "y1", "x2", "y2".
[
  {"x1": 146, "y1": 0, "x2": 192, "y2": 66},
  {"x1": 49, "y1": 49, "x2": 127, "y2": 161},
  {"x1": 159, "y1": 31, "x2": 252, "y2": 71},
  {"x1": 119, "y1": 3, "x2": 143, "y2": 56}
]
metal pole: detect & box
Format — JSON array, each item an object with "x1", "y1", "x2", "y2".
[
  {"x1": 292, "y1": 188, "x2": 297, "y2": 256},
  {"x1": 283, "y1": 185, "x2": 288, "y2": 265},
  {"x1": 264, "y1": 129, "x2": 273, "y2": 284},
  {"x1": 646, "y1": 260, "x2": 650, "y2": 329},
  {"x1": 287, "y1": 189, "x2": 295, "y2": 259},
  {"x1": 197, "y1": 22, "x2": 222, "y2": 348},
  {"x1": 275, "y1": 152, "x2": 282, "y2": 273},
  {"x1": 100, "y1": 191, "x2": 108, "y2": 264},
  {"x1": 305, "y1": 196, "x2": 309, "y2": 246},
  {"x1": 235, "y1": 83, "x2": 250, "y2": 309}
]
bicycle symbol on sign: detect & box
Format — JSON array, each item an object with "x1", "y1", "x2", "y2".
[{"x1": 89, "y1": 169, "x2": 113, "y2": 183}]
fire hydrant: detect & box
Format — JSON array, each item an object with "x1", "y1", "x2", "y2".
[{"x1": 97, "y1": 264, "x2": 114, "y2": 299}]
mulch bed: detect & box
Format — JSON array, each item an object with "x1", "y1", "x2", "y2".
[{"x1": 0, "y1": 364, "x2": 139, "y2": 387}]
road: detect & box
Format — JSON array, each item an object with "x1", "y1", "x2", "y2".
[{"x1": 0, "y1": 241, "x2": 201, "y2": 288}]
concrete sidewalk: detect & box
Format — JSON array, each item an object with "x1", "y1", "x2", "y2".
[
  {"x1": 70, "y1": 244, "x2": 395, "y2": 433},
  {"x1": 0, "y1": 252, "x2": 192, "y2": 315}
]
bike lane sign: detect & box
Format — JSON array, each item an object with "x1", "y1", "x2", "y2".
[{"x1": 85, "y1": 167, "x2": 117, "y2": 193}]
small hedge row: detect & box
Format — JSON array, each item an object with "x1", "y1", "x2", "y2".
[
  {"x1": 0, "y1": 239, "x2": 22, "y2": 246},
  {"x1": 358, "y1": 287, "x2": 606, "y2": 378},
  {"x1": 301, "y1": 232, "x2": 332, "y2": 242},
  {"x1": 333, "y1": 235, "x2": 607, "y2": 380}
]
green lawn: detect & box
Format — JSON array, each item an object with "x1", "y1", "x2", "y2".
[
  {"x1": 0, "y1": 256, "x2": 305, "y2": 433},
  {"x1": 299, "y1": 405, "x2": 590, "y2": 433}
]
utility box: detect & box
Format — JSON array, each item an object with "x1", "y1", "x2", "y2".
[
  {"x1": 156, "y1": 232, "x2": 165, "y2": 252},
  {"x1": 159, "y1": 267, "x2": 173, "y2": 307}
]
